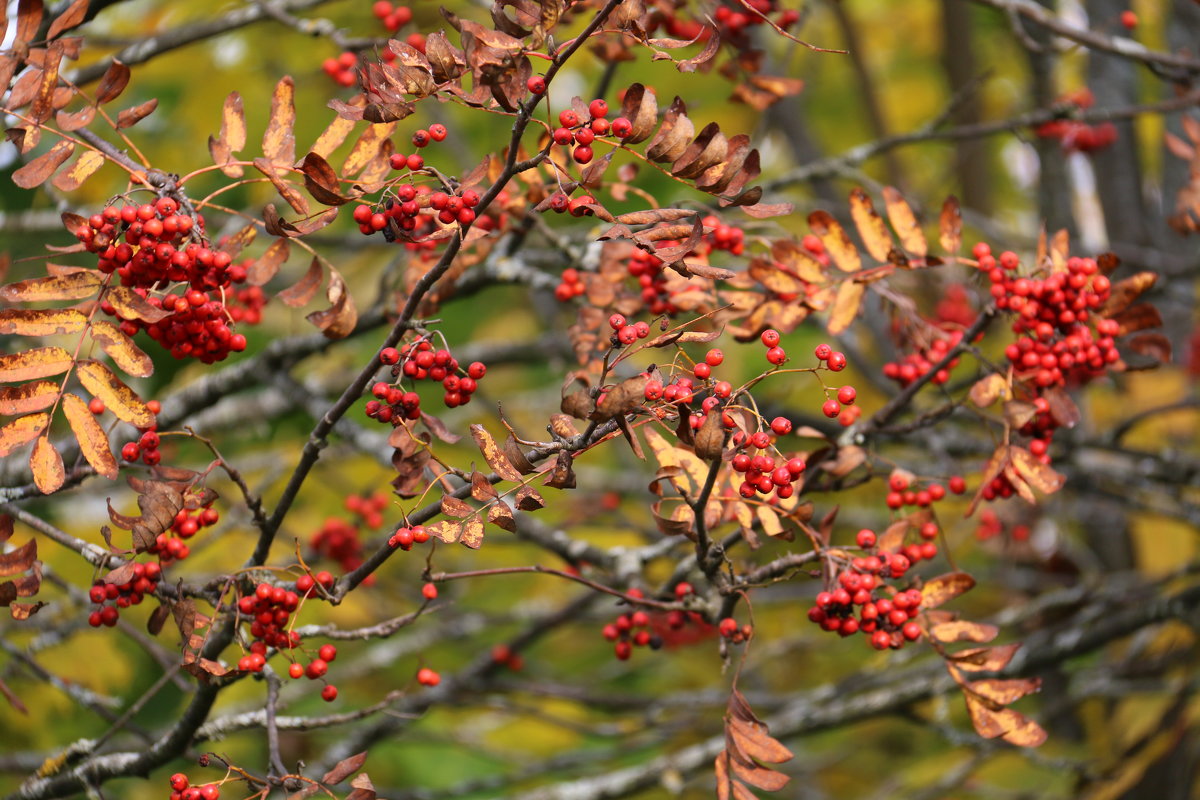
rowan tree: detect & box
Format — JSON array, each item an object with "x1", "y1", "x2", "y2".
[{"x1": 0, "y1": 1, "x2": 1198, "y2": 799}]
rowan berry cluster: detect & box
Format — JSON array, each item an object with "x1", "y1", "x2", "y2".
[
  {"x1": 284, "y1": 641, "x2": 340, "y2": 703},
  {"x1": 87, "y1": 561, "x2": 161, "y2": 627},
  {"x1": 807, "y1": 539, "x2": 925, "y2": 650},
  {"x1": 717, "y1": 616, "x2": 754, "y2": 644},
  {"x1": 601, "y1": 588, "x2": 665, "y2": 660},
  {"x1": 147, "y1": 505, "x2": 220, "y2": 567},
  {"x1": 310, "y1": 492, "x2": 388, "y2": 576},
  {"x1": 368, "y1": 340, "x2": 488, "y2": 420},
  {"x1": 547, "y1": 99, "x2": 625, "y2": 166},
  {"x1": 490, "y1": 643, "x2": 524, "y2": 671},
  {"x1": 167, "y1": 773, "x2": 220, "y2": 800},
  {"x1": 972, "y1": 243, "x2": 1120, "y2": 497},
  {"x1": 79, "y1": 199, "x2": 255, "y2": 363},
  {"x1": 237, "y1": 582, "x2": 303, "y2": 670},
  {"x1": 712, "y1": 0, "x2": 800, "y2": 43},
  {"x1": 387, "y1": 524, "x2": 430, "y2": 550},
  {"x1": 730, "y1": 438, "x2": 806, "y2": 501},
  {"x1": 1034, "y1": 89, "x2": 1118, "y2": 154},
  {"x1": 416, "y1": 667, "x2": 441, "y2": 686},
  {"x1": 117, "y1": 399, "x2": 163, "y2": 466}
]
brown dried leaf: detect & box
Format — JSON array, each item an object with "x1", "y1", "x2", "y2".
[
  {"x1": 594, "y1": 375, "x2": 648, "y2": 420},
  {"x1": 247, "y1": 238, "x2": 289, "y2": 286},
  {"x1": 542, "y1": 450, "x2": 576, "y2": 489},
  {"x1": 808, "y1": 210, "x2": 861, "y2": 272},
  {"x1": 693, "y1": 411, "x2": 725, "y2": 460},
  {"x1": 95, "y1": 59, "x2": 131, "y2": 104},
  {"x1": 1101, "y1": 271, "x2": 1157, "y2": 318},
  {"x1": 262, "y1": 76, "x2": 296, "y2": 174},
  {"x1": 46, "y1": 0, "x2": 86, "y2": 39},
  {"x1": 515, "y1": 485, "x2": 544, "y2": 511},
  {"x1": 12, "y1": 140, "x2": 74, "y2": 188},
  {"x1": 30, "y1": 41, "x2": 63, "y2": 125},
  {"x1": 30, "y1": 435, "x2": 64, "y2": 494},
  {"x1": 116, "y1": 98, "x2": 157, "y2": 128},
  {"x1": 306, "y1": 266, "x2": 357, "y2": 338},
  {"x1": 487, "y1": 501, "x2": 515, "y2": 532},
  {"x1": 968, "y1": 677, "x2": 1041, "y2": 705},
  {"x1": 619, "y1": 83, "x2": 659, "y2": 144},
  {"x1": 253, "y1": 157, "x2": 308, "y2": 216},
  {"x1": 0, "y1": 539, "x2": 36, "y2": 576},
  {"x1": 61, "y1": 393, "x2": 117, "y2": 479},
  {"x1": 277, "y1": 257, "x2": 322, "y2": 307},
  {"x1": 300, "y1": 151, "x2": 349, "y2": 206},
  {"x1": 75, "y1": 359, "x2": 155, "y2": 428},
  {"x1": 323, "y1": 752, "x2": 367, "y2": 785},
  {"x1": 1127, "y1": 332, "x2": 1172, "y2": 364}
]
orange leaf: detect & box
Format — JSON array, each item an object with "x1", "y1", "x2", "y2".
[
  {"x1": 277, "y1": 257, "x2": 322, "y2": 306},
  {"x1": 61, "y1": 393, "x2": 118, "y2": 479},
  {"x1": 0, "y1": 413, "x2": 50, "y2": 458},
  {"x1": 0, "y1": 381, "x2": 59, "y2": 416},
  {"x1": 88, "y1": 320, "x2": 153, "y2": 378},
  {"x1": 470, "y1": 424, "x2": 524, "y2": 482},
  {"x1": 46, "y1": 0, "x2": 87, "y2": 40},
  {"x1": 262, "y1": 76, "x2": 296, "y2": 175},
  {"x1": 248, "y1": 238, "x2": 290, "y2": 286},
  {"x1": 848, "y1": 188, "x2": 892, "y2": 261},
  {"x1": 920, "y1": 571, "x2": 975, "y2": 609},
  {"x1": 826, "y1": 280, "x2": 864, "y2": 335},
  {"x1": 94, "y1": 59, "x2": 131, "y2": 104},
  {"x1": 1009, "y1": 446, "x2": 1065, "y2": 496},
  {"x1": 968, "y1": 677, "x2": 1041, "y2": 705},
  {"x1": 808, "y1": 210, "x2": 861, "y2": 272},
  {"x1": 929, "y1": 620, "x2": 999, "y2": 643},
  {"x1": 882, "y1": 186, "x2": 926, "y2": 257},
  {"x1": 939, "y1": 195, "x2": 962, "y2": 254},
  {"x1": 30, "y1": 436, "x2": 65, "y2": 494},
  {"x1": 50, "y1": 148, "x2": 105, "y2": 191},
  {"x1": 0, "y1": 347, "x2": 72, "y2": 382},
  {"x1": 75, "y1": 359, "x2": 155, "y2": 428},
  {"x1": 0, "y1": 308, "x2": 87, "y2": 336},
  {"x1": 106, "y1": 286, "x2": 172, "y2": 323}
]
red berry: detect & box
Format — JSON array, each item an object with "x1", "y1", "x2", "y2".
[
  {"x1": 588, "y1": 99, "x2": 609, "y2": 118},
  {"x1": 527, "y1": 76, "x2": 546, "y2": 94},
  {"x1": 814, "y1": 343, "x2": 832, "y2": 360},
  {"x1": 421, "y1": 582, "x2": 438, "y2": 600},
  {"x1": 822, "y1": 399, "x2": 841, "y2": 418},
  {"x1": 88, "y1": 397, "x2": 106, "y2": 414},
  {"x1": 558, "y1": 109, "x2": 579, "y2": 127},
  {"x1": 417, "y1": 667, "x2": 440, "y2": 686},
  {"x1": 608, "y1": 313, "x2": 626, "y2": 330},
  {"x1": 765, "y1": 346, "x2": 787, "y2": 365},
  {"x1": 288, "y1": 662, "x2": 304, "y2": 679},
  {"x1": 318, "y1": 644, "x2": 337, "y2": 662},
  {"x1": 611, "y1": 117, "x2": 633, "y2": 138},
  {"x1": 1120, "y1": 10, "x2": 1137, "y2": 29},
  {"x1": 949, "y1": 475, "x2": 966, "y2": 494},
  {"x1": 321, "y1": 685, "x2": 338, "y2": 702},
  {"x1": 837, "y1": 385, "x2": 856, "y2": 405},
  {"x1": 761, "y1": 329, "x2": 781, "y2": 347},
  {"x1": 170, "y1": 774, "x2": 189, "y2": 792},
  {"x1": 770, "y1": 417, "x2": 791, "y2": 436},
  {"x1": 428, "y1": 123, "x2": 447, "y2": 142},
  {"x1": 826, "y1": 352, "x2": 847, "y2": 371},
  {"x1": 705, "y1": 348, "x2": 724, "y2": 366},
  {"x1": 573, "y1": 145, "x2": 593, "y2": 164}
]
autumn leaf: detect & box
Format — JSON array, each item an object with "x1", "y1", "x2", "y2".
[
  {"x1": 75, "y1": 360, "x2": 155, "y2": 428},
  {"x1": 920, "y1": 571, "x2": 975, "y2": 609},
  {"x1": 61, "y1": 393, "x2": 118, "y2": 479}
]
